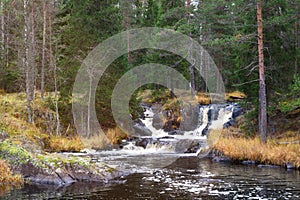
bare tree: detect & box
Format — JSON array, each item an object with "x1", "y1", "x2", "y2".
[
  {"x1": 49, "y1": 13, "x2": 60, "y2": 135},
  {"x1": 186, "y1": 0, "x2": 195, "y2": 96},
  {"x1": 30, "y1": 3, "x2": 36, "y2": 100},
  {"x1": 257, "y1": 0, "x2": 267, "y2": 143},
  {"x1": 121, "y1": 0, "x2": 132, "y2": 64},
  {"x1": 41, "y1": 1, "x2": 47, "y2": 99},
  {"x1": 295, "y1": 4, "x2": 299, "y2": 74},
  {"x1": 1, "y1": 1, "x2": 4, "y2": 58},
  {"x1": 23, "y1": 0, "x2": 33, "y2": 123}
]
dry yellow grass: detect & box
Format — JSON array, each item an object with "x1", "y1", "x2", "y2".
[
  {"x1": 81, "y1": 134, "x2": 110, "y2": 150},
  {"x1": 225, "y1": 91, "x2": 247, "y2": 101},
  {"x1": 48, "y1": 136, "x2": 84, "y2": 152},
  {"x1": 197, "y1": 93, "x2": 211, "y2": 104},
  {"x1": 105, "y1": 127, "x2": 128, "y2": 144},
  {"x1": 0, "y1": 159, "x2": 23, "y2": 196},
  {"x1": 214, "y1": 134, "x2": 300, "y2": 168}
]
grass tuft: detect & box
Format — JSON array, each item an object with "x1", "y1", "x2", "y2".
[
  {"x1": 213, "y1": 130, "x2": 300, "y2": 168},
  {"x1": 47, "y1": 136, "x2": 84, "y2": 152},
  {"x1": 105, "y1": 127, "x2": 128, "y2": 145}
]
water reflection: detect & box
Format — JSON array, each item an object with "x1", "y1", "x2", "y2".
[{"x1": 2, "y1": 158, "x2": 300, "y2": 200}]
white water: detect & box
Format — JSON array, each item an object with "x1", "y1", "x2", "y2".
[
  {"x1": 114, "y1": 104, "x2": 237, "y2": 158},
  {"x1": 141, "y1": 104, "x2": 235, "y2": 139}
]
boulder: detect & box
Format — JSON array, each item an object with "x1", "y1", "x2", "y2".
[
  {"x1": 174, "y1": 139, "x2": 200, "y2": 153},
  {"x1": 152, "y1": 112, "x2": 165, "y2": 130},
  {"x1": 133, "y1": 124, "x2": 152, "y2": 136},
  {"x1": 168, "y1": 130, "x2": 184, "y2": 136},
  {"x1": 135, "y1": 138, "x2": 152, "y2": 149}
]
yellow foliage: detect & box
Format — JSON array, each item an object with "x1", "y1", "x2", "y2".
[
  {"x1": 214, "y1": 133, "x2": 300, "y2": 168},
  {"x1": 0, "y1": 159, "x2": 23, "y2": 196},
  {"x1": 106, "y1": 127, "x2": 128, "y2": 145},
  {"x1": 48, "y1": 136, "x2": 84, "y2": 152},
  {"x1": 81, "y1": 134, "x2": 110, "y2": 150},
  {"x1": 196, "y1": 93, "x2": 211, "y2": 105}
]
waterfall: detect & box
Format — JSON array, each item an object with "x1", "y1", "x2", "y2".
[{"x1": 124, "y1": 103, "x2": 242, "y2": 155}]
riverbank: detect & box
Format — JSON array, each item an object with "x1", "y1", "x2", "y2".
[
  {"x1": 212, "y1": 128, "x2": 300, "y2": 170},
  {"x1": 0, "y1": 92, "x2": 127, "y2": 193}
]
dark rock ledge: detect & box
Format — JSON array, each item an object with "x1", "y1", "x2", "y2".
[{"x1": 0, "y1": 140, "x2": 127, "y2": 186}]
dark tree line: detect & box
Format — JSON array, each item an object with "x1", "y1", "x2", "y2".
[{"x1": 0, "y1": 0, "x2": 299, "y2": 141}]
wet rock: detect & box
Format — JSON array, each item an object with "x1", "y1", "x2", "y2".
[
  {"x1": 180, "y1": 105, "x2": 199, "y2": 131},
  {"x1": 185, "y1": 143, "x2": 200, "y2": 153},
  {"x1": 212, "y1": 156, "x2": 231, "y2": 163},
  {"x1": 242, "y1": 160, "x2": 256, "y2": 165},
  {"x1": 174, "y1": 139, "x2": 200, "y2": 153},
  {"x1": 122, "y1": 142, "x2": 144, "y2": 151},
  {"x1": 158, "y1": 136, "x2": 174, "y2": 140},
  {"x1": 223, "y1": 119, "x2": 235, "y2": 128},
  {"x1": 135, "y1": 138, "x2": 152, "y2": 149},
  {"x1": 152, "y1": 112, "x2": 165, "y2": 130},
  {"x1": 151, "y1": 104, "x2": 162, "y2": 114},
  {"x1": 232, "y1": 104, "x2": 244, "y2": 118},
  {"x1": 202, "y1": 126, "x2": 209, "y2": 136},
  {"x1": 285, "y1": 162, "x2": 295, "y2": 169},
  {"x1": 168, "y1": 130, "x2": 184, "y2": 136},
  {"x1": 133, "y1": 124, "x2": 152, "y2": 136},
  {"x1": 257, "y1": 164, "x2": 280, "y2": 168}
]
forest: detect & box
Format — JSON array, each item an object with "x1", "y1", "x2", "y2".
[{"x1": 0, "y1": 0, "x2": 299, "y2": 199}]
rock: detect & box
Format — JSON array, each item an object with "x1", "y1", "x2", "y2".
[
  {"x1": 174, "y1": 139, "x2": 200, "y2": 153},
  {"x1": 151, "y1": 104, "x2": 162, "y2": 114},
  {"x1": 212, "y1": 156, "x2": 231, "y2": 163},
  {"x1": 80, "y1": 148, "x2": 97, "y2": 154},
  {"x1": 180, "y1": 105, "x2": 199, "y2": 131},
  {"x1": 242, "y1": 160, "x2": 255, "y2": 165},
  {"x1": 122, "y1": 143, "x2": 144, "y2": 151},
  {"x1": 285, "y1": 162, "x2": 295, "y2": 169},
  {"x1": 223, "y1": 118, "x2": 235, "y2": 128},
  {"x1": 232, "y1": 104, "x2": 244, "y2": 118},
  {"x1": 257, "y1": 164, "x2": 280, "y2": 168},
  {"x1": 202, "y1": 126, "x2": 209, "y2": 136},
  {"x1": 158, "y1": 136, "x2": 174, "y2": 140},
  {"x1": 135, "y1": 138, "x2": 152, "y2": 149},
  {"x1": 152, "y1": 113, "x2": 165, "y2": 130},
  {"x1": 168, "y1": 130, "x2": 184, "y2": 136},
  {"x1": 133, "y1": 124, "x2": 152, "y2": 136}
]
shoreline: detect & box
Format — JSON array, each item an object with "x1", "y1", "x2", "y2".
[{"x1": 211, "y1": 134, "x2": 300, "y2": 171}]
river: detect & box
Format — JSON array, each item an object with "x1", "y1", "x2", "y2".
[
  {"x1": 3, "y1": 104, "x2": 300, "y2": 199},
  {"x1": 3, "y1": 153, "x2": 300, "y2": 200}
]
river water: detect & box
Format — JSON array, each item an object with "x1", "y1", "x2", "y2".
[
  {"x1": 3, "y1": 153, "x2": 300, "y2": 200},
  {"x1": 3, "y1": 105, "x2": 300, "y2": 199}
]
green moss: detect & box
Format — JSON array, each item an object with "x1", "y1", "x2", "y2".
[
  {"x1": 0, "y1": 141, "x2": 32, "y2": 165},
  {"x1": 36, "y1": 154, "x2": 89, "y2": 169}
]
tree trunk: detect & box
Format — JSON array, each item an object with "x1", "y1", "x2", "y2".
[
  {"x1": 41, "y1": 1, "x2": 47, "y2": 99},
  {"x1": 121, "y1": 0, "x2": 131, "y2": 64},
  {"x1": 186, "y1": 0, "x2": 195, "y2": 96},
  {"x1": 257, "y1": 0, "x2": 267, "y2": 143},
  {"x1": 49, "y1": 15, "x2": 60, "y2": 136},
  {"x1": 295, "y1": 7, "x2": 299, "y2": 75},
  {"x1": 1, "y1": 1, "x2": 4, "y2": 58},
  {"x1": 30, "y1": 4, "x2": 36, "y2": 101},
  {"x1": 24, "y1": 0, "x2": 33, "y2": 124}
]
